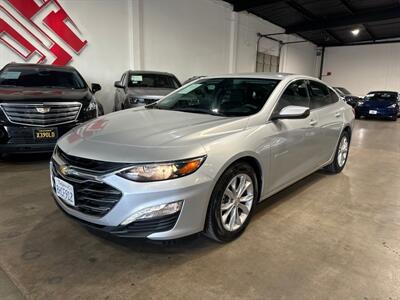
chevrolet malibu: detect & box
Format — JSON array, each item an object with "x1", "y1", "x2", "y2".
[{"x1": 50, "y1": 74, "x2": 354, "y2": 242}]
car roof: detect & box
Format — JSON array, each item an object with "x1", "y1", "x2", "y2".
[
  {"x1": 199, "y1": 72, "x2": 320, "y2": 82},
  {"x1": 128, "y1": 70, "x2": 177, "y2": 76},
  {"x1": 2, "y1": 63, "x2": 76, "y2": 71},
  {"x1": 368, "y1": 91, "x2": 398, "y2": 94}
]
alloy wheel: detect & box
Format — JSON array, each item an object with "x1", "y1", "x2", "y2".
[
  {"x1": 337, "y1": 136, "x2": 349, "y2": 167},
  {"x1": 220, "y1": 174, "x2": 254, "y2": 232}
]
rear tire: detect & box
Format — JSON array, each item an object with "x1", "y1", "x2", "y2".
[
  {"x1": 204, "y1": 162, "x2": 258, "y2": 243},
  {"x1": 324, "y1": 131, "x2": 350, "y2": 174}
]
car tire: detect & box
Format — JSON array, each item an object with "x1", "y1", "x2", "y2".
[
  {"x1": 390, "y1": 115, "x2": 397, "y2": 121},
  {"x1": 324, "y1": 131, "x2": 351, "y2": 174},
  {"x1": 204, "y1": 162, "x2": 258, "y2": 243}
]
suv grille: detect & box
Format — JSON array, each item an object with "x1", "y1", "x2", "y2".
[
  {"x1": 0, "y1": 102, "x2": 82, "y2": 127},
  {"x1": 51, "y1": 160, "x2": 122, "y2": 217}
]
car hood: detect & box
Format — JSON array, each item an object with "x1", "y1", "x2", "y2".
[
  {"x1": 0, "y1": 87, "x2": 91, "y2": 103},
  {"x1": 58, "y1": 108, "x2": 248, "y2": 163},
  {"x1": 127, "y1": 87, "x2": 175, "y2": 98}
]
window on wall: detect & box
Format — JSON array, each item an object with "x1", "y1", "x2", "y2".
[{"x1": 256, "y1": 53, "x2": 279, "y2": 73}]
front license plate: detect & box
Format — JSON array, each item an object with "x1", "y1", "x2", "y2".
[
  {"x1": 33, "y1": 128, "x2": 58, "y2": 142},
  {"x1": 369, "y1": 110, "x2": 378, "y2": 115},
  {"x1": 54, "y1": 177, "x2": 75, "y2": 206}
]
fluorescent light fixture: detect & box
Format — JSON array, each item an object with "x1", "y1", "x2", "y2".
[{"x1": 351, "y1": 28, "x2": 360, "y2": 36}]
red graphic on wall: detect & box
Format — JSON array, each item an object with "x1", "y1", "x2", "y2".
[{"x1": 0, "y1": 0, "x2": 87, "y2": 65}]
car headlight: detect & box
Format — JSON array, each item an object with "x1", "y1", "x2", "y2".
[
  {"x1": 357, "y1": 101, "x2": 364, "y2": 106},
  {"x1": 118, "y1": 156, "x2": 206, "y2": 182},
  {"x1": 128, "y1": 96, "x2": 140, "y2": 104},
  {"x1": 85, "y1": 98, "x2": 98, "y2": 112},
  {"x1": 388, "y1": 104, "x2": 396, "y2": 108}
]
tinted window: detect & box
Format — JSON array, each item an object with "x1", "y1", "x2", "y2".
[
  {"x1": 308, "y1": 81, "x2": 333, "y2": 109},
  {"x1": 0, "y1": 67, "x2": 86, "y2": 89},
  {"x1": 273, "y1": 80, "x2": 310, "y2": 114},
  {"x1": 128, "y1": 74, "x2": 178, "y2": 89},
  {"x1": 154, "y1": 78, "x2": 280, "y2": 117},
  {"x1": 366, "y1": 91, "x2": 398, "y2": 103},
  {"x1": 330, "y1": 89, "x2": 339, "y2": 103}
]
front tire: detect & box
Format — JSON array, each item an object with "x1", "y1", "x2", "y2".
[
  {"x1": 325, "y1": 131, "x2": 350, "y2": 173},
  {"x1": 204, "y1": 162, "x2": 258, "y2": 243}
]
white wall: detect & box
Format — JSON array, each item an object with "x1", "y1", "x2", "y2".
[
  {"x1": 0, "y1": 0, "x2": 318, "y2": 113},
  {"x1": 322, "y1": 43, "x2": 400, "y2": 96}
]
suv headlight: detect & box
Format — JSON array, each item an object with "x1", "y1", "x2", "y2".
[
  {"x1": 118, "y1": 156, "x2": 206, "y2": 182},
  {"x1": 85, "y1": 98, "x2": 98, "y2": 113},
  {"x1": 388, "y1": 104, "x2": 396, "y2": 108}
]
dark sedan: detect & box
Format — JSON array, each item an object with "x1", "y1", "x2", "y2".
[
  {"x1": 333, "y1": 87, "x2": 362, "y2": 108},
  {"x1": 356, "y1": 91, "x2": 399, "y2": 121}
]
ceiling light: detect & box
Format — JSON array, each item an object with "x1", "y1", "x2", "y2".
[{"x1": 351, "y1": 28, "x2": 360, "y2": 36}]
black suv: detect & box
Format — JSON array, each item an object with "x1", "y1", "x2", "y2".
[{"x1": 0, "y1": 63, "x2": 102, "y2": 154}]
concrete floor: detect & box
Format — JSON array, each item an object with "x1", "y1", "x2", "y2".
[{"x1": 0, "y1": 119, "x2": 399, "y2": 300}]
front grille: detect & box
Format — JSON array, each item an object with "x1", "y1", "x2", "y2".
[
  {"x1": 0, "y1": 102, "x2": 82, "y2": 127},
  {"x1": 51, "y1": 160, "x2": 122, "y2": 217},
  {"x1": 111, "y1": 213, "x2": 180, "y2": 237},
  {"x1": 55, "y1": 147, "x2": 130, "y2": 173}
]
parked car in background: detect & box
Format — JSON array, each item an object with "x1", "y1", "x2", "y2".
[
  {"x1": 333, "y1": 87, "x2": 362, "y2": 108},
  {"x1": 0, "y1": 63, "x2": 102, "y2": 154},
  {"x1": 113, "y1": 71, "x2": 181, "y2": 110},
  {"x1": 51, "y1": 74, "x2": 354, "y2": 242},
  {"x1": 356, "y1": 91, "x2": 399, "y2": 121}
]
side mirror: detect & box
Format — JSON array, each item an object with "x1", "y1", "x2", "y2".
[
  {"x1": 114, "y1": 81, "x2": 124, "y2": 88},
  {"x1": 91, "y1": 83, "x2": 101, "y2": 94},
  {"x1": 271, "y1": 105, "x2": 310, "y2": 120}
]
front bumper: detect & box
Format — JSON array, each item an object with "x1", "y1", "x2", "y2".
[
  {"x1": 0, "y1": 124, "x2": 77, "y2": 154},
  {"x1": 50, "y1": 152, "x2": 214, "y2": 240},
  {"x1": 356, "y1": 107, "x2": 398, "y2": 118}
]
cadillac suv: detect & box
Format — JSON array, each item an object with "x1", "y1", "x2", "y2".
[
  {"x1": 0, "y1": 63, "x2": 102, "y2": 154},
  {"x1": 51, "y1": 74, "x2": 354, "y2": 242}
]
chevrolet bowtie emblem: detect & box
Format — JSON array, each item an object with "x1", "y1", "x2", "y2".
[
  {"x1": 36, "y1": 107, "x2": 51, "y2": 113},
  {"x1": 59, "y1": 165, "x2": 72, "y2": 176}
]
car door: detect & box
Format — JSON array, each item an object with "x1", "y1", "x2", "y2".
[
  {"x1": 308, "y1": 80, "x2": 343, "y2": 166},
  {"x1": 268, "y1": 80, "x2": 320, "y2": 193}
]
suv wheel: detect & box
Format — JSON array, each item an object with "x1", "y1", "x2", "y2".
[
  {"x1": 204, "y1": 162, "x2": 258, "y2": 242},
  {"x1": 325, "y1": 131, "x2": 350, "y2": 173}
]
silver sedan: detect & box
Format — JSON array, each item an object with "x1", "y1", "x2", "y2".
[{"x1": 50, "y1": 74, "x2": 354, "y2": 242}]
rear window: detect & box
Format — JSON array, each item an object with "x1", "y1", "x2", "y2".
[
  {"x1": 128, "y1": 74, "x2": 180, "y2": 89},
  {"x1": 366, "y1": 92, "x2": 398, "y2": 102},
  {"x1": 0, "y1": 67, "x2": 86, "y2": 89}
]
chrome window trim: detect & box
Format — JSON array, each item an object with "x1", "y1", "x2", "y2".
[{"x1": 0, "y1": 102, "x2": 82, "y2": 127}]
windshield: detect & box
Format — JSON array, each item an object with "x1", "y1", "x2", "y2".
[
  {"x1": 152, "y1": 78, "x2": 280, "y2": 117},
  {"x1": 128, "y1": 73, "x2": 179, "y2": 89},
  {"x1": 366, "y1": 91, "x2": 398, "y2": 102},
  {"x1": 0, "y1": 67, "x2": 86, "y2": 89}
]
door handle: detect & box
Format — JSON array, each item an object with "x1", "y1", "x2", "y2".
[
  {"x1": 309, "y1": 119, "x2": 317, "y2": 126},
  {"x1": 335, "y1": 112, "x2": 341, "y2": 118}
]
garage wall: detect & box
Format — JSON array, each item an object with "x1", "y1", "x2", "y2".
[
  {"x1": 139, "y1": 0, "x2": 319, "y2": 81},
  {"x1": 322, "y1": 43, "x2": 400, "y2": 96},
  {"x1": 0, "y1": 0, "x2": 318, "y2": 113}
]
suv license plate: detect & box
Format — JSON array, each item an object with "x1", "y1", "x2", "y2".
[
  {"x1": 369, "y1": 110, "x2": 377, "y2": 115},
  {"x1": 33, "y1": 128, "x2": 58, "y2": 141},
  {"x1": 54, "y1": 177, "x2": 75, "y2": 206}
]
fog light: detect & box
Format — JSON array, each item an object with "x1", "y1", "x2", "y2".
[{"x1": 121, "y1": 200, "x2": 183, "y2": 226}]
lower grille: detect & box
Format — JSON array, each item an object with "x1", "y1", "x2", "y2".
[
  {"x1": 111, "y1": 213, "x2": 180, "y2": 237},
  {"x1": 51, "y1": 160, "x2": 122, "y2": 217},
  {"x1": 1, "y1": 102, "x2": 81, "y2": 127}
]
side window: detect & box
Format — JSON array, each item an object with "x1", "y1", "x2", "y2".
[
  {"x1": 308, "y1": 81, "x2": 333, "y2": 109},
  {"x1": 273, "y1": 80, "x2": 310, "y2": 114},
  {"x1": 329, "y1": 88, "x2": 339, "y2": 103}
]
